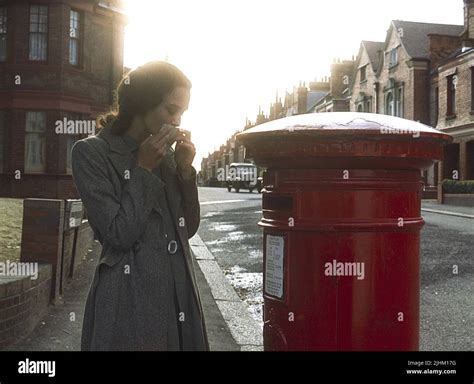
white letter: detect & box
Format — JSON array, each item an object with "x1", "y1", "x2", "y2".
[
  {"x1": 55, "y1": 120, "x2": 63, "y2": 134},
  {"x1": 324, "y1": 262, "x2": 332, "y2": 276}
]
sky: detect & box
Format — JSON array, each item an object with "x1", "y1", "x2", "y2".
[{"x1": 123, "y1": 0, "x2": 464, "y2": 168}]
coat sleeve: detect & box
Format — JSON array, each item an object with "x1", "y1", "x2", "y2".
[
  {"x1": 176, "y1": 166, "x2": 200, "y2": 238},
  {"x1": 71, "y1": 139, "x2": 165, "y2": 252}
]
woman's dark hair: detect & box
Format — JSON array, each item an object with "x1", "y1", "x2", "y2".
[{"x1": 97, "y1": 61, "x2": 192, "y2": 134}]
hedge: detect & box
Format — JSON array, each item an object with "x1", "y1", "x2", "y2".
[{"x1": 442, "y1": 179, "x2": 474, "y2": 194}]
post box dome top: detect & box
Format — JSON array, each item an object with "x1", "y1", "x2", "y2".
[
  {"x1": 237, "y1": 112, "x2": 449, "y2": 140},
  {"x1": 236, "y1": 112, "x2": 452, "y2": 170}
]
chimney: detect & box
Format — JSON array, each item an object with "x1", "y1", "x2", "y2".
[
  {"x1": 309, "y1": 79, "x2": 330, "y2": 92},
  {"x1": 296, "y1": 83, "x2": 308, "y2": 115},
  {"x1": 464, "y1": 0, "x2": 474, "y2": 40}
]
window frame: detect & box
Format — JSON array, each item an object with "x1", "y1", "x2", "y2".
[
  {"x1": 471, "y1": 67, "x2": 474, "y2": 112},
  {"x1": 385, "y1": 91, "x2": 394, "y2": 116},
  {"x1": 65, "y1": 112, "x2": 82, "y2": 174},
  {"x1": 25, "y1": 111, "x2": 47, "y2": 173},
  {"x1": 396, "y1": 87, "x2": 403, "y2": 117},
  {"x1": 28, "y1": 4, "x2": 49, "y2": 62},
  {"x1": 389, "y1": 48, "x2": 398, "y2": 67},
  {"x1": 360, "y1": 65, "x2": 367, "y2": 83},
  {"x1": 0, "y1": 110, "x2": 5, "y2": 173},
  {"x1": 0, "y1": 6, "x2": 7, "y2": 62},
  {"x1": 447, "y1": 74, "x2": 457, "y2": 117},
  {"x1": 69, "y1": 9, "x2": 82, "y2": 66}
]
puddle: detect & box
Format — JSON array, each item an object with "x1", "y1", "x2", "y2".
[
  {"x1": 206, "y1": 231, "x2": 254, "y2": 246},
  {"x1": 202, "y1": 212, "x2": 221, "y2": 218},
  {"x1": 226, "y1": 231, "x2": 251, "y2": 241},
  {"x1": 247, "y1": 249, "x2": 263, "y2": 258},
  {"x1": 212, "y1": 224, "x2": 238, "y2": 231}
]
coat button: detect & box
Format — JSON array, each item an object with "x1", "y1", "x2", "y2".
[
  {"x1": 167, "y1": 240, "x2": 178, "y2": 254},
  {"x1": 133, "y1": 242, "x2": 141, "y2": 252}
]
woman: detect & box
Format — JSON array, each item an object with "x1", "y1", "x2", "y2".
[{"x1": 71, "y1": 61, "x2": 209, "y2": 351}]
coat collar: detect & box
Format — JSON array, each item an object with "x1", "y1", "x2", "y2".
[{"x1": 97, "y1": 125, "x2": 182, "y2": 220}]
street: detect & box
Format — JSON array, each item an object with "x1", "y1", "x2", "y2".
[{"x1": 197, "y1": 186, "x2": 474, "y2": 351}]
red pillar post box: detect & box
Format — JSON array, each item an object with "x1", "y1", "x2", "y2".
[{"x1": 237, "y1": 112, "x2": 452, "y2": 351}]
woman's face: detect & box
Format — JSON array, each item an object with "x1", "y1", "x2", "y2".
[{"x1": 143, "y1": 86, "x2": 190, "y2": 135}]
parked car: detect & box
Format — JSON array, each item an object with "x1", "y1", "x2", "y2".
[{"x1": 226, "y1": 163, "x2": 262, "y2": 193}]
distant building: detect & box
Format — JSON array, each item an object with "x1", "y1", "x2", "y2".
[
  {"x1": 284, "y1": 80, "x2": 329, "y2": 116},
  {"x1": 350, "y1": 41, "x2": 384, "y2": 113},
  {"x1": 313, "y1": 58, "x2": 355, "y2": 113},
  {"x1": 0, "y1": 0, "x2": 127, "y2": 199}
]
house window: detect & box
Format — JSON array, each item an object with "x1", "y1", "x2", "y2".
[
  {"x1": 471, "y1": 68, "x2": 474, "y2": 111},
  {"x1": 65, "y1": 113, "x2": 81, "y2": 174},
  {"x1": 25, "y1": 111, "x2": 46, "y2": 173},
  {"x1": 385, "y1": 92, "x2": 394, "y2": 116},
  {"x1": 396, "y1": 87, "x2": 403, "y2": 117},
  {"x1": 447, "y1": 74, "x2": 456, "y2": 116},
  {"x1": 0, "y1": 111, "x2": 5, "y2": 173},
  {"x1": 365, "y1": 100, "x2": 371, "y2": 113},
  {"x1": 357, "y1": 104, "x2": 363, "y2": 112},
  {"x1": 360, "y1": 65, "x2": 367, "y2": 82},
  {"x1": 434, "y1": 87, "x2": 439, "y2": 126},
  {"x1": 69, "y1": 10, "x2": 81, "y2": 65},
  {"x1": 29, "y1": 5, "x2": 48, "y2": 61},
  {"x1": 389, "y1": 48, "x2": 398, "y2": 67},
  {"x1": 0, "y1": 6, "x2": 7, "y2": 62}
]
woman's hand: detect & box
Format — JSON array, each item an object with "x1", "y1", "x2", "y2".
[
  {"x1": 174, "y1": 131, "x2": 196, "y2": 178},
  {"x1": 136, "y1": 125, "x2": 180, "y2": 172}
]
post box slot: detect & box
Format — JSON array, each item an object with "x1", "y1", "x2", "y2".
[{"x1": 263, "y1": 195, "x2": 294, "y2": 212}]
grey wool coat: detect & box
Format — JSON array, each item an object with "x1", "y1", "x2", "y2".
[{"x1": 71, "y1": 124, "x2": 209, "y2": 351}]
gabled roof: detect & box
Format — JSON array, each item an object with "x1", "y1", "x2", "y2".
[
  {"x1": 347, "y1": 41, "x2": 383, "y2": 94},
  {"x1": 437, "y1": 46, "x2": 474, "y2": 69},
  {"x1": 306, "y1": 90, "x2": 329, "y2": 112},
  {"x1": 391, "y1": 20, "x2": 464, "y2": 60},
  {"x1": 362, "y1": 41, "x2": 384, "y2": 72}
]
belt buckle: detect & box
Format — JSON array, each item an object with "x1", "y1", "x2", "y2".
[{"x1": 167, "y1": 240, "x2": 178, "y2": 254}]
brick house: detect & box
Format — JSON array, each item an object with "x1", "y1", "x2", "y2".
[
  {"x1": 0, "y1": 0, "x2": 127, "y2": 199},
  {"x1": 350, "y1": 41, "x2": 384, "y2": 113},
  {"x1": 350, "y1": 20, "x2": 464, "y2": 187},
  {"x1": 432, "y1": 0, "x2": 474, "y2": 188}
]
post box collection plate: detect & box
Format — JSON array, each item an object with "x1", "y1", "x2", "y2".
[{"x1": 265, "y1": 234, "x2": 285, "y2": 299}]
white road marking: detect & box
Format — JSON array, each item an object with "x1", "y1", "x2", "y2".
[
  {"x1": 200, "y1": 199, "x2": 246, "y2": 205},
  {"x1": 422, "y1": 208, "x2": 474, "y2": 219}
]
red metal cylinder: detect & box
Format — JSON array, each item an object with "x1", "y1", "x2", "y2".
[{"x1": 237, "y1": 112, "x2": 452, "y2": 351}]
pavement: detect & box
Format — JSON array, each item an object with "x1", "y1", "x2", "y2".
[
  {"x1": 2, "y1": 198, "x2": 472, "y2": 352},
  {"x1": 421, "y1": 200, "x2": 474, "y2": 219},
  {"x1": 3, "y1": 231, "x2": 260, "y2": 351}
]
